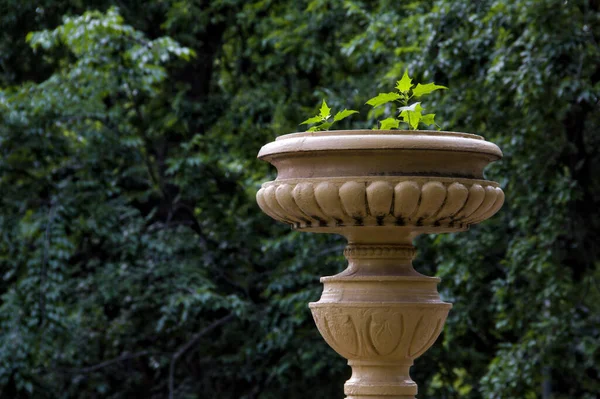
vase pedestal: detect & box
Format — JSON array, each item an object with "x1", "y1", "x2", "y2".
[{"x1": 309, "y1": 229, "x2": 450, "y2": 398}]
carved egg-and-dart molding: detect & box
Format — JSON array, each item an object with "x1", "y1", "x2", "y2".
[{"x1": 257, "y1": 177, "x2": 504, "y2": 229}]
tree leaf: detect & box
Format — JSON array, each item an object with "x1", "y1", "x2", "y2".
[
  {"x1": 400, "y1": 109, "x2": 422, "y2": 130},
  {"x1": 379, "y1": 118, "x2": 400, "y2": 130},
  {"x1": 399, "y1": 102, "x2": 423, "y2": 130},
  {"x1": 333, "y1": 109, "x2": 358, "y2": 122},
  {"x1": 411, "y1": 83, "x2": 448, "y2": 98},
  {"x1": 299, "y1": 115, "x2": 324, "y2": 125},
  {"x1": 366, "y1": 92, "x2": 401, "y2": 108},
  {"x1": 318, "y1": 121, "x2": 333, "y2": 131},
  {"x1": 395, "y1": 70, "x2": 413, "y2": 93},
  {"x1": 398, "y1": 102, "x2": 423, "y2": 113},
  {"x1": 420, "y1": 113, "x2": 436, "y2": 126},
  {"x1": 319, "y1": 99, "x2": 331, "y2": 119},
  {"x1": 307, "y1": 121, "x2": 333, "y2": 132}
]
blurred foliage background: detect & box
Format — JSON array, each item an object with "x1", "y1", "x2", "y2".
[{"x1": 0, "y1": 1, "x2": 599, "y2": 398}]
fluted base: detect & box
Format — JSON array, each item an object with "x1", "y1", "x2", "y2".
[
  {"x1": 347, "y1": 396, "x2": 415, "y2": 399},
  {"x1": 345, "y1": 361, "x2": 416, "y2": 397},
  {"x1": 346, "y1": 396, "x2": 415, "y2": 399}
]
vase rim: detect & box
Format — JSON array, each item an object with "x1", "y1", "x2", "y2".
[
  {"x1": 259, "y1": 129, "x2": 502, "y2": 160},
  {"x1": 275, "y1": 129, "x2": 484, "y2": 141}
]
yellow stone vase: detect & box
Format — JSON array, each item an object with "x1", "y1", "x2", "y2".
[{"x1": 256, "y1": 130, "x2": 504, "y2": 399}]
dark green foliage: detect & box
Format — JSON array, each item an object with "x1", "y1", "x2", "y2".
[{"x1": 0, "y1": 1, "x2": 599, "y2": 398}]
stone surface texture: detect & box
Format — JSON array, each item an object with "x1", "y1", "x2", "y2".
[{"x1": 256, "y1": 130, "x2": 503, "y2": 399}]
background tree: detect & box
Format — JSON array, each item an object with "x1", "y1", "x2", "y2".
[{"x1": 0, "y1": 1, "x2": 599, "y2": 398}]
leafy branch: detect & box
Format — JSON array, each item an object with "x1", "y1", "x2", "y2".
[
  {"x1": 299, "y1": 73, "x2": 447, "y2": 132},
  {"x1": 300, "y1": 100, "x2": 358, "y2": 132},
  {"x1": 366, "y1": 71, "x2": 447, "y2": 130}
]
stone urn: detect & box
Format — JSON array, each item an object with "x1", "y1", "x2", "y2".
[{"x1": 256, "y1": 130, "x2": 503, "y2": 398}]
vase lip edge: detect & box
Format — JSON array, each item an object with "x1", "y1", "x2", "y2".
[
  {"x1": 258, "y1": 129, "x2": 502, "y2": 161},
  {"x1": 275, "y1": 129, "x2": 484, "y2": 141}
]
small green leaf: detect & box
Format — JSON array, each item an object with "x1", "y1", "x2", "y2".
[
  {"x1": 307, "y1": 121, "x2": 334, "y2": 132},
  {"x1": 398, "y1": 102, "x2": 423, "y2": 113},
  {"x1": 399, "y1": 104, "x2": 423, "y2": 130},
  {"x1": 333, "y1": 109, "x2": 358, "y2": 122},
  {"x1": 319, "y1": 99, "x2": 331, "y2": 119},
  {"x1": 403, "y1": 113, "x2": 422, "y2": 129},
  {"x1": 366, "y1": 92, "x2": 401, "y2": 108},
  {"x1": 395, "y1": 70, "x2": 413, "y2": 93},
  {"x1": 379, "y1": 118, "x2": 400, "y2": 130},
  {"x1": 420, "y1": 113, "x2": 436, "y2": 126},
  {"x1": 319, "y1": 121, "x2": 333, "y2": 130},
  {"x1": 300, "y1": 115, "x2": 324, "y2": 125},
  {"x1": 411, "y1": 83, "x2": 448, "y2": 98}
]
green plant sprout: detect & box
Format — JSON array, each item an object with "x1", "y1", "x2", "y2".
[
  {"x1": 366, "y1": 71, "x2": 447, "y2": 130},
  {"x1": 300, "y1": 100, "x2": 358, "y2": 132}
]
